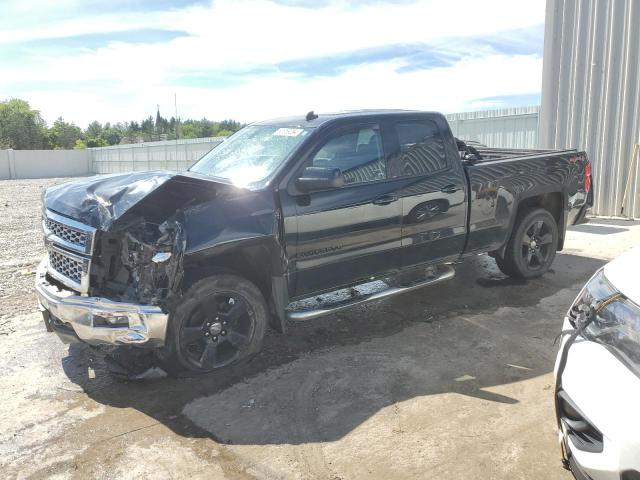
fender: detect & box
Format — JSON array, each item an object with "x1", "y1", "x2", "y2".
[
  {"x1": 492, "y1": 189, "x2": 567, "y2": 259},
  {"x1": 183, "y1": 234, "x2": 290, "y2": 333}
]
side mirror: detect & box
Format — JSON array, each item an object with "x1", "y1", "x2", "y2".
[{"x1": 296, "y1": 167, "x2": 345, "y2": 192}]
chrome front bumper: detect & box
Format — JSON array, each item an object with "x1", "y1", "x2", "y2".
[{"x1": 35, "y1": 258, "x2": 169, "y2": 346}]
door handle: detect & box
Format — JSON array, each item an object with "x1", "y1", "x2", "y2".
[
  {"x1": 372, "y1": 194, "x2": 398, "y2": 206},
  {"x1": 441, "y1": 184, "x2": 459, "y2": 194}
]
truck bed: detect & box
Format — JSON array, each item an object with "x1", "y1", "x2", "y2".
[
  {"x1": 473, "y1": 146, "x2": 577, "y2": 162},
  {"x1": 462, "y1": 144, "x2": 590, "y2": 256}
]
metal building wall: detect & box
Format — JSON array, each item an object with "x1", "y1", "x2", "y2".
[
  {"x1": 446, "y1": 106, "x2": 539, "y2": 149},
  {"x1": 540, "y1": 0, "x2": 640, "y2": 218}
]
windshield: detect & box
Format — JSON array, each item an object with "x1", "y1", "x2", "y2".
[{"x1": 190, "y1": 125, "x2": 312, "y2": 187}]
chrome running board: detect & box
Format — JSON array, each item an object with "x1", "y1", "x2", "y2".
[{"x1": 286, "y1": 265, "x2": 455, "y2": 322}]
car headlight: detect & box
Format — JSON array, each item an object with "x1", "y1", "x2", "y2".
[{"x1": 569, "y1": 269, "x2": 640, "y2": 375}]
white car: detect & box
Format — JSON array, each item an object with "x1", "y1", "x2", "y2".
[{"x1": 555, "y1": 247, "x2": 640, "y2": 480}]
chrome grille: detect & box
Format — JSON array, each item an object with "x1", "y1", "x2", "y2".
[
  {"x1": 49, "y1": 247, "x2": 85, "y2": 284},
  {"x1": 43, "y1": 210, "x2": 95, "y2": 293},
  {"x1": 45, "y1": 218, "x2": 88, "y2": 250},
  {"x1": 43, "y1": 210, "x2": 95, "y2": 255}
]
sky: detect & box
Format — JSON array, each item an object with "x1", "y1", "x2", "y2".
[{"x1": 0, "y1": 0, "x2": 546, "y2": 127}]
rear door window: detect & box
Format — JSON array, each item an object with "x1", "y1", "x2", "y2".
[{"x1": 391, "y1": 121, "x2": 448, "y2": 178}]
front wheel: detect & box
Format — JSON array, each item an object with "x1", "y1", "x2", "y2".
[
  {"x1": 158, "y1": 274, "x2": 268, "y2": 375},
  {"x1": 495, "y1": 208, "x2": 559, "y2": 279}
]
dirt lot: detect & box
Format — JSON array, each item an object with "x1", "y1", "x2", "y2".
[{"x1": 1, "y1": 177, "x2": 638, "y2": 480}]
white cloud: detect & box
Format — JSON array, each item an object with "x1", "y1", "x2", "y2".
[{"x1": 0, "y1": 0, "x2": 546, "y2": 126}]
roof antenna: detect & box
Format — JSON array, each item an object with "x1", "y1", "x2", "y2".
[{"x1": 306, "y1": 110, "x2": 318, "y2": 121}]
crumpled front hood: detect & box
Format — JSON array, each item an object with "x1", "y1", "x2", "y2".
[
  {"x1": 44, "y1": 170, "x2": 278, "y2": 257},
  {"x1": 44, "y1": 171, "x2": 177, "y2": 229}
]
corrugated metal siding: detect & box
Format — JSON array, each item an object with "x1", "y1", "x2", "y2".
[
  {"x1": 446, "y1": 106, "x2": 539, "y2": 149},
  {"x1": 540, "y1": 0, "x2": 640, "y2": 218}
]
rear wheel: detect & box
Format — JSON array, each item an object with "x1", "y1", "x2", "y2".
[
  {"x1": 495, "y1": 208, "x2": 558, "y2": 279},
  {"x1": 158, "y1": 274, "x2": 268, "y2": 375}
]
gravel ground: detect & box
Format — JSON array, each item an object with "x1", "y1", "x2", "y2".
[
  {"x1": 1, "y1": 176, "x2": 638, "y2": 480},
  {"x1": 0, "y1": 178, "x2": 73, "y2": 327}
]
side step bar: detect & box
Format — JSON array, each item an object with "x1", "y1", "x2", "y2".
[{"x1": 286, "y1": 265, "x2": 455, "y2": 322}]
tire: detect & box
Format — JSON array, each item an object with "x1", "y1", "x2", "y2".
[
  {"x1": 495, "y1": 207, "x2": 559, "y2": 279},
  {"x1": 157, "y1": 274, "x2": 268, "y2": 375}
]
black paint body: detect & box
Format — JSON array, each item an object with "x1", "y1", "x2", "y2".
[{"x1": 43, "y1": 111, "x2": 593, "y2": 332}]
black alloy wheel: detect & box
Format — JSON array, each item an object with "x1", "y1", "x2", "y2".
[
  {"x1": 179, "y1": 293, "x2": 255, "y2": 370},
  {"x1": 521, "y1": 218, "x2": 555, "y2": 271},
  {"x1": 495, "y1": 207, "x2": 559, "y2": 279},
  {"x1": 159, "y1": 274, "x2": 268, "y2": 375}
]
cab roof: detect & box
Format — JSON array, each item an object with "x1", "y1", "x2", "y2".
[{"x1": 253, "y1": 109, "x2": 441, "y2": 128}]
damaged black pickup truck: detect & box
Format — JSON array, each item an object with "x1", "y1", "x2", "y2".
[{"x1": 36, "y1": 110, "x2": 593, "y2": 373}]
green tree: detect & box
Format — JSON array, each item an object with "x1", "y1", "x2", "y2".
[
  {"x1": 82, "y1": 120, "x2": 110, "y2": 147},
  {"x1": 127, "y1": 121, "x2": 141, "y2": 135},
  {"x1": 155, "y1": 107, "x2": 170, "y2": 134},
  {"x1": 218, "y1": 119, "x2": 242, "y2": 133},
  {"x1": 141, "y1": 116, "x2": 154, "y2": 135},
  {"x1": 0, "y1": 99, "x2": 245, "y2": 148},
  {"x1": 101, "y1": 123, "x2": 123, "y2": 145},
  {"x1": 181, "y1": 123, "x2": 198, "y2": 139},
  {"x1": 0, "y1": 98, "x2": 48, "y2": 149},
  {"x1": 47, "y1": 117, "x2": 83, "y2": 149},
  {"x1": 85, "y1": 137, "x2": 108, "y2": 147},
  {"x1": 85, "y1": 120, "x2": 103, "y2": 138},
  {"x1": 178, "y1": 118, "x2": 242, "y2": 139}
]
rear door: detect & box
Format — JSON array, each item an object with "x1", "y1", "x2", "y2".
[
  {"x1": 285, "y1": 122, "x2": 403, "y2": 298},
  {"x1": 388, "y1": 117, "x2": 467, "y2": 267}
]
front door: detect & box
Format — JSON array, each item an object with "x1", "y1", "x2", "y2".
[{"x1": 287, "y1": 123, "x2": 403, "y2": 298}]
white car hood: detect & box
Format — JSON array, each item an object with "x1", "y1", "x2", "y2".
[{"x1": 603, "y1": 246, "x2": 640, "y2": 303}]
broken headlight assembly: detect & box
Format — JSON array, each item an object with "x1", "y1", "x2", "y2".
[{"x1": 569, "y1": 269, "x2": 640, "y2": 376}]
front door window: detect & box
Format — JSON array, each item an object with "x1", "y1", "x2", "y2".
[{"x1": 311, "y1": 126, "x2": 386, "y2": 185}]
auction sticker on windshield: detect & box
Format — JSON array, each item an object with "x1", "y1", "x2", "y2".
[{"x1": 273, "y1": 128, "x2": 304, "y2": 137}]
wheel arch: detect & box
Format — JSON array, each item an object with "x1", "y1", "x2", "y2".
[
  {"x1": 515, "y1": 191, "x2": 565, "y2": 251},
  {"x1": 182, "y1": 235, "x2": 288, "y2": 333},
  {"x1": 493, "y1": 191, "x2": 566, "y2": 258}
]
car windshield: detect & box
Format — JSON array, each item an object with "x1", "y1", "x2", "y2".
[{"x1": 190, "y1": 125, "x2": 312, "y2": 187}]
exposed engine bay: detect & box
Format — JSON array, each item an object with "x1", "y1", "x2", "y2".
[{"x1": 91, "y1": 216, "x2": 186, "y2": 308}]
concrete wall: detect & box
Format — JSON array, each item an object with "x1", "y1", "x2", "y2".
[
  {"x1": 0, "y1": 137, "x2": 224, "y2": 179},
  {"x1": 91, "y1": 137, "x2": 225, "y2": 174},
  {"x1": 540, "y1": 0, "x2": 640, "y2": 218},
  {"x1": 0, "y1": 149, "x2": 91, "y2": 180},
  {"x1": 0, "y1": 150, "x2": 11, "y2": 179},
  {"x1": 446, "y1": 106, "x2": 540, "y2": 149}
]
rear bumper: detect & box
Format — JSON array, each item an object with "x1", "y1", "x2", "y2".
[{"x1": 35, "y1": 257, "x2": 168, "y2": 347}]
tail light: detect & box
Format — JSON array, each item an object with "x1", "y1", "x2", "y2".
[{"x1": 584, "y1": 161, "x2": 592, "y2": 194}]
